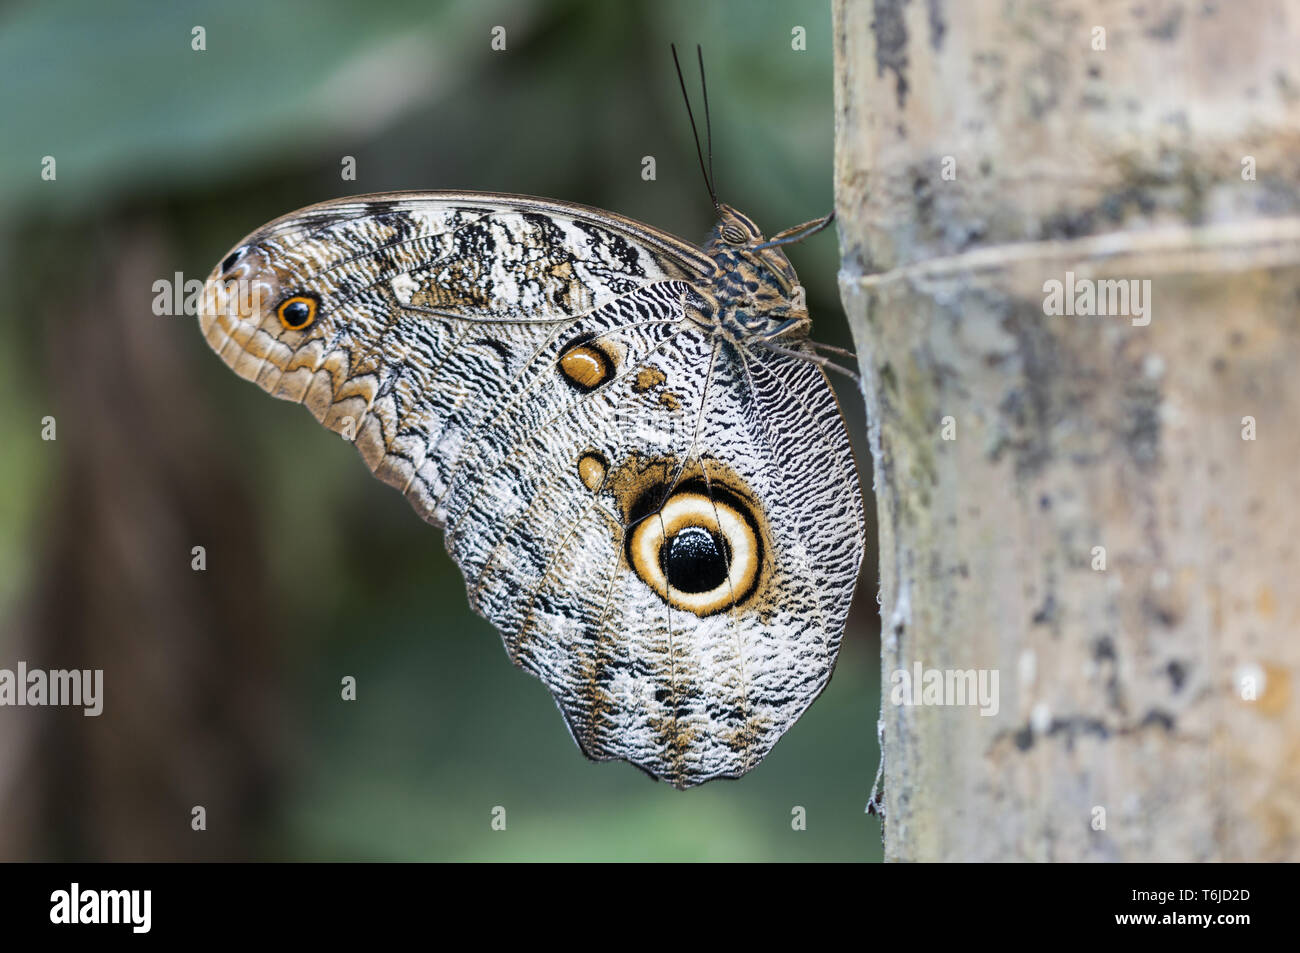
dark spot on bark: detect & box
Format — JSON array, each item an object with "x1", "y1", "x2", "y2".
[
  {"x1": 1040, "y1": 207, "x2": 1097, "y2": 240},
  {"x1": 880, "y1": 362, "x2": 898, "y2": 393},
  {"x1": 926, "y1": 0, "x2": 946, "y2": 50},
  {"x1": 1144, "y1": 592, "x2": 1181, "y2": 628},
  {"x1": 1167, "y1": 660, "x2": 1187, "y2": 692},
  {"x1": 1039, "y1": 494, "x2": 1051, "y2": 510},
  {"x1": 1100, "y1": 187, "x2": 1158, "y2": 222},
  {"x1": 1039, "y1": 184, "x2": 1168, "y2": 241},
  {"x1": 1047, "y1": 716, "x2": 1110, "y2": 750},
  {"x1": 871, "y1": 0, "x2": 911, "y2": 107},
  {"x1": 1093, "y1": 636, "x2": 1116, "y2": 661},
  {"x1": 1026, "y1": 50, "x2": 1066, "y2": 119},
  {"x1": 1014, "y1": 726, "x2": 1034, "y2": 751},
  {"x1": 912, "y1": 169, "x2": 934, "y2": 224},
  {"x1": 1121, "y1": 375, "x2": 1162, "y2": 472},
  {"x1": 993, "y1": 298, "x2": 1060, "y2": 478},
  {"x1": 1031, "y1": 593, "x2": 1058, "y2": 627},
  {"x1": 1144, "y1": 5, "x2": 1184, "y2": 40},
  {"x1": 1140, "y1": 709, "x2": 1176, "y2": 732}
]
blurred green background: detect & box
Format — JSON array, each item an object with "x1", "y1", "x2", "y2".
[{"x1": 0, "y1": 0, "x2": 880, "y2": 861}]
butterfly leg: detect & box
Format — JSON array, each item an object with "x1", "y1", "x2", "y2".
[
  {"x1": 753, "y1": 337, "x2": 862, "y2": 383},
  {"x1": 752, "y1": 319, "x2": 862, "y2": 382},
  {"x1": 806, "y1": 339, "x2": 859, "y2": 361}
]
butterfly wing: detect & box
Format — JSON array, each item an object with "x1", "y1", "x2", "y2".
[
  {"x1": 456, "y1": 330, "x2": 865, "y2": 786},
  {"x1": 201, "y1": 191, "x2": 714, "y2": 524},
  {"x1": 199, "y1": 191, "x2": 863, "y2": 787}
]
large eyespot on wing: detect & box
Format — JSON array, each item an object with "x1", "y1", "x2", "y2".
[{"x1": 625, "y1": 481, "x2": 764, "y2": 617}]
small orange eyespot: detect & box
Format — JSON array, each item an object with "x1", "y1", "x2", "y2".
[
  {"x1": 277, "y1": 295, "x2": 317, "y2": 330},
  {"x1": 557, "y1": 337, "x2": 618, "y2": 391}
]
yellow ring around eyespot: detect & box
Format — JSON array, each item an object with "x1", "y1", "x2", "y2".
[
  {"x1": 627, "y1": 490, "x2": 760, "y2": 616},
  {"x1": 277, "y1": 295, "x2": 317, "y2": 331}
]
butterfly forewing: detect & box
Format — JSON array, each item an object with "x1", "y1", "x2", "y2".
[{"x1": 199, "y1": 191, "x2": 863, "y2": 788}]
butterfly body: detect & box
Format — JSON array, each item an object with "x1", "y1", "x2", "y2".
[{"x1": 200, "y1": 191, "x2": 863, "y2": 788}]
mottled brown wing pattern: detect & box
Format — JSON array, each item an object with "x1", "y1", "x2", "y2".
[
  {"x1": 199, "y1": 191, "x2": 864, "y2": 787},
  {"x1": 202, "y1": 194, "x2": 707, "y2": 527}
]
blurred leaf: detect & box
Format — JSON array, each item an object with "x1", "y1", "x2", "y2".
[{"x1": 0, "y1": 0, "x2": 527, "y2": 218}]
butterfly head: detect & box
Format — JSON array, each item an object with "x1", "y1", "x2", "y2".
[{"x1": 699, "y1": 203, "x2": 821, "y2": 341}]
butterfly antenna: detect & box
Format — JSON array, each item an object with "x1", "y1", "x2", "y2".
[
  {"x1": 672, "y1": 43, "x2": 719, "y2": 211},
  {"x1": 697, "y1": 45, "x2": 716, "y2": 202}
]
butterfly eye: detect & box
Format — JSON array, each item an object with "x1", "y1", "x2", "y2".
[
  {"x1": 277, "y1": 295, "x2": 318, "y2": 331},
  {"x1": 558, "y1": 338, "x2": 618, "y2": 391},
  {"x1": 627, "y1": 488, "x2": 762, "y2": 616},
  {"x1": 721, "y1": 224, "x2": 748, "y2": 245}
]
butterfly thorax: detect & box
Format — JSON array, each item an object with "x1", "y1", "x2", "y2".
[{"x1": 688, "y1": 205, "x2": 809, "y2": 344}]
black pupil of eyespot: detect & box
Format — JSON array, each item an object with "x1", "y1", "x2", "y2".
[
  {"x1": 662, "y1": 526, "x2": 730, "y2": 594},
  {"x1": 283, "y1": 300, "x2": 311, "y2": 325},
  {"x1": 221, "y1": 247, "x2": 245, "y2": 273}
]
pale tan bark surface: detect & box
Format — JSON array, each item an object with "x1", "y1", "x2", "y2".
[{"x1": 835, "y1": 0, "x2": 1300, "y2": 861}]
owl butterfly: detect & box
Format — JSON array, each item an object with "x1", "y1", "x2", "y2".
[{"x1": 198, "y1": 48, "x2": 864, "y2": 788}]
